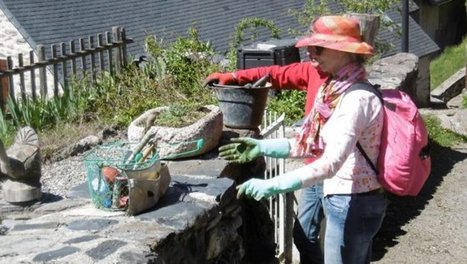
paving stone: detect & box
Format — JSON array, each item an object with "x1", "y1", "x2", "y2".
[
  {"x1": 167, "y1": 159, "x2": 228, "y2": 177},
  {"x1": 64, "y1": 235, "x2": 101, "y2": 244},
  {"x1": 68, "y1": 182, "x2": 90, "y2": 199},
  {"x1": 12, "y1": 222, "x2": 60, "y2": 231},
  {"x1": 34, "y1": 198, "x2": 88, "y2": 214},
  {"x1": 66, "y1": 219, "x2": 118, "y2": 231},
  {"x1": 119, "y1": 251, "x2": 151, "y2": 263},
  {"x1": 32, "y1": 246, "x2": 80, "y2": 262},
  {"x1": 139, "y1": 201, "x2": 207, "y2": 230},
  {"x1": 85, "y1": 239, "x2": 127, "y2": 260},
  {"x1": 0, "y1": 157, "x2": 239, "y2": 262},
  {"x1": 0, "y1": 225, "x2": 8, "y2": 235}
]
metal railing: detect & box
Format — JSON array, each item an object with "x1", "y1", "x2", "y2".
[{"x1": 260, "y1": 111, "x2": 295, "y2": 264}]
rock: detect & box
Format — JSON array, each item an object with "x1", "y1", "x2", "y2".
[
  {"x1": 127, "y1": 105, "x2": 223, "y2": 159},
  {"x1": 0, "y1": 127, "x2": 42, "y2": 203},
  {"x1": 368, "y1": 53, "x2": 424, "y2": 106},
  {"x1": 2, "y1": 179, "x2": 42, "y2": 203}
]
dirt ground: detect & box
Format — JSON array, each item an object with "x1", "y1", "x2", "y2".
[{"x1": 371, "y1": 142, "x2": 467, "y2": 263}]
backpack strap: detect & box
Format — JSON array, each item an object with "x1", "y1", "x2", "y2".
[
  {"x1": 356, "y1": 142, "x2": 378, "y2": 174},
  {"x1": 346, "y1": 81, "x2": 383, "y2": 175},
  {"x1": 346, "y1": 81, "x2": 383, "y2": 102}
]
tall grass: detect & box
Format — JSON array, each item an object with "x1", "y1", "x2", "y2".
[
  {"x1": 424, "y1": 114, "x2": 467, "y2": 147},
  {"x1": 430, "y1": 37, "x2": 467, "y2": 90}
]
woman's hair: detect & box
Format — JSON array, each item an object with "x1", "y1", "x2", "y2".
[{"x1": 349, "y1": 53, "x2": 368, "y2": 65}]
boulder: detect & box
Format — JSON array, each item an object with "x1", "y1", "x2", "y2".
[{"x1": 128, "y1": 105, "x2": 223, "y2": 159}]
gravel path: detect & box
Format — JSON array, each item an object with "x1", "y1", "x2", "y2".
[
  {"x1": 41, "y1": 154, "x2": 88, "y2": 197},
  {"x1": 372, "y1": 142, "x2": 467, "y2": 263}
]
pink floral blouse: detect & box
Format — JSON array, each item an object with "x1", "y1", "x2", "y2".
[{"x1": 289, "y1": 89, "x2": 384, "y2": 196}]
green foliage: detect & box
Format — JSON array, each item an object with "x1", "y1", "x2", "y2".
[
  {"x1": 227, "y1": 18, "x2": 281, "y2": 71},
  {"x1": 268, "y1": 90, "x2": 306, "y2": 125},
  {"x1": 423, "y1": 114, "x2": 467, "y2": 147},
  {"x1": 430, "y1": 37, "x2": 467, "y2": 90},
  {"x1": 0, "y1": 109, "x2": 14, "y2": 146},
  {"x1": 82, "y1": 68, "x2": 164, "y2": 125},
  {"x1": 288, "y1": 0, "x2": 331, "y2": 36},
  {"x1": 155, "y1": 103, "x2": 210, "y2": 128},
  {"x1": 0, "y1": 26, "x2": 220, "y2": 145},
  {"x1": 339, "y1": 0, "x2": 398, "y2": 14},
  {"x1": 163, "y1": 27, "x2": 219, "y2": 97},
  {"x1": 70, "y1": 27, "x2": 219, "y2": 126},
  {"x1": 3, "y1": 86, "x2": 85, "y2": 131}
]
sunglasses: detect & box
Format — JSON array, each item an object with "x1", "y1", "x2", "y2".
[{"x1": 307, "y1": 46, "x2": 324, "y2": 55}]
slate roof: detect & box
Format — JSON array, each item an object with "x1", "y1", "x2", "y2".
[
  {"x1": 0, "y1": 0, "x2": 439, "y2": 61},
  {"x1": 380, "y1": 10, "x2": 440, "y2": 57}
]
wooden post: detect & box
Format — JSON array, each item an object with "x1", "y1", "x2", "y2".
[
  {"x1": 97, "y1": 33, "x2": 105, "y2": 73},
  {"x1": 18, "y1": 53, "x2": 26, "y2": 102},
  {"x1": 112, "y1": 26, "x2": 121, "y2": 74},
  {"x1": 89, "y1": 35, "x2": 96, "y2": 84},
  {"x1": 6, "y1": 56, "x2": 15, "y2": 103},
  {"x1": 0, "y1": 59, "x2": 9, "y2": 110},
  {"x1": 70, "y1": 40, "x2": 77, "y2": 77},
  {"x1": 61, "y1": 42, "x2": 68, "y2": 92},
  {"x1": 121, "y1": 27, "x2": 128, "y2": 67},
  {"x1": 37, "y1": 45, "x2": 48, "y2": 99},
  {"x1": 79, "y1": 38, "x2": 88, "y2": 80},
  {"x1": 52, "y1": 44, "x2": 60, "y2": 96},
  {"x1": 106, "y1": 31, "x2": 114, "y2": 76},
  {"x1": 29, "y1": 51, "x2": 37, "y2": 100},
  {"x1": 346, "y1": 13, "x2": 380, "y2": 47}
]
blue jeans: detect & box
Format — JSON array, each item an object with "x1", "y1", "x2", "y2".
[
  {"x1": 323, "y1": 192, "x2": 387, "y2": 264},
  {"x1": 293, "y1": 184, "x2": 324, "y2": 264}
]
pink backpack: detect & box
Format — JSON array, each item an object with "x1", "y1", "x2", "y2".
[{"x1": 351, "y1": 83, "x2": 431, "y2": 196}]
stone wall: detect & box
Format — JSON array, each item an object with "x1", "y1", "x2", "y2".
[
  {"x1": 368, "y1": 52, "x2": 425, "y2": 106},
  {"x1": 0, "y1": 9, "x2": 57, "y2": 98},
  {"x1": 431, "y1": 67, "x2": 466, "y2": 103}
]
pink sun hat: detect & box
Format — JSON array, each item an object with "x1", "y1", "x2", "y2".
[{"x1": 295, "y1": 15, "x2": 374, "y2": 55}]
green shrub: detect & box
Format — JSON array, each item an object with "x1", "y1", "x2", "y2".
[{"x1": 268, "y1": 90, "x2": 306, "y2": 125}]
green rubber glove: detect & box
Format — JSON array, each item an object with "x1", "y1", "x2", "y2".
[
  {"x1": 218, "y1": 137, "x2": 290, "y2": 163},
  {"x1": 236, "y1": 174, "x2": 303, "y2": 200}
]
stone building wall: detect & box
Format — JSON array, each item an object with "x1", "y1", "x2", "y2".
[{"x1": 0, "y1": 9, "x2": 57, "y2": 99}]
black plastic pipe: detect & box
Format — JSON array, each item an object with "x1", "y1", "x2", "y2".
[{"x1": 401, "y1": 0, "x2": 409, "y2": 52}]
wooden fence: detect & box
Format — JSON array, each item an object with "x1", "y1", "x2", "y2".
[{"x1": 0, "y1": 26, "x2": 133, "y2": 110}]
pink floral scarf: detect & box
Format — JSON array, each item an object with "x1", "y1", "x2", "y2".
[{"x1": 290, "y1": 62, "x2": 367, "y2": 157}]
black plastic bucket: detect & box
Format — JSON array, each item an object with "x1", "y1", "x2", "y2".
[{"x1": 210, "y1": 84, "x2": 269, "y2": 129}]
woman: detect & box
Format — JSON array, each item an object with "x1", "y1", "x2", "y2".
[{"x1": 218, "y1": 15, "x2": 386, "y2": 264}]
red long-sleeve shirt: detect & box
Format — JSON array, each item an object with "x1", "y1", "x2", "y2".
[{"x1": 234, "y1": 62, "x2": 328, "y2": 116}]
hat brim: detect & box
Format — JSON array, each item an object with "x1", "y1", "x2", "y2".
[{"x1": 295, "y1": 37, "x2": 374, "y2": 55}]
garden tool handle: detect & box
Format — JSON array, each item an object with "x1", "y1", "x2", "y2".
[{"x1": 251, "y1": 73, "x2": 271, "y2": 88}]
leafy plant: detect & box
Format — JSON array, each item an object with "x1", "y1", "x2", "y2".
[
  {"x1": 227, "y1": 18, "x2": 281, "y2": 71},
  {"x1": 0, "y1": 109, "x2": 14, "y2": 146},
  {"x1": 268, "y1": 90, "x2": 306, "y2": 125},
  {"x1": 288, "y1": 0, "x2": 331, "y2": 36},
  {"x1": 154, "y1": 103, "x2": 210, "y2": 128},
  {"x1": 339, "y1": 0, "x2": 398, "y2": 14}
]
